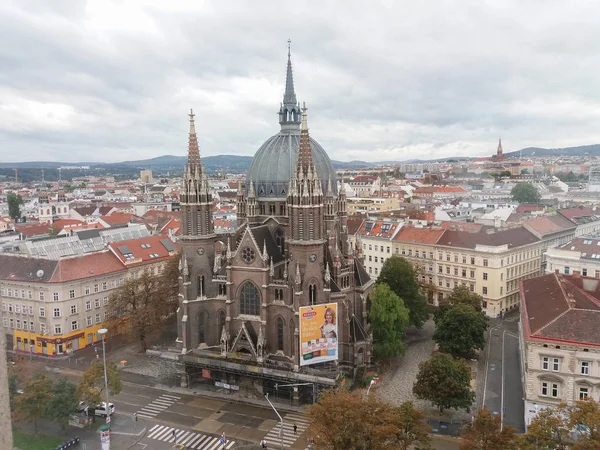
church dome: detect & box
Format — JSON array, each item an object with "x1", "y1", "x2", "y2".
[
  {"x1": 248, "y1": 130, "x2": 337, "y2": 198},
  {"x1": 246, "y1": 43, "x2": 337, "y2": 198}
]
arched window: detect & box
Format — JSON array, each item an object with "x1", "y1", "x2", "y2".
[
  {"x1": 275, "y1": 289, "x2": 280, "y2": 301},
  {"x1": 240, "y1": 282, "x2": 260, "y2": 315},
  {"x1": 277, "y1": 317, "x2": 284, "y2": 351},
  {"x1": 275, "y1": 229, "x2": 285, "y2": 254},
  {"x1": 198, "y1": 311, "x2": 208, "y2": 344},
  {"x1": 197, "y1": 275, "x2": 205, "y2": 297},
  {"x1": 218, "y1": 310, "x2": 226, "y2": 334},
  {"x1": 309, "y1": 284, "x2": 317, "y2": 305}
]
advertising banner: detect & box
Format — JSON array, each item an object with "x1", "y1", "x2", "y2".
[{"x1": 299, "y1": 303, "x2": 338, "y2": 366}]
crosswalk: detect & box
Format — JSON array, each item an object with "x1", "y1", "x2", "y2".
[
  {"x1": 262, "y1": 412, "x2": 310, "y2": 448},
  {"x1": 136, "y1": 393, "x2": 180, "y2": 419},
  {"x1": 147, "y1": 424, "x2": 235, "y2": 449}
]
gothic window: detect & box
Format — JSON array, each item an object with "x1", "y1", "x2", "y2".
[
  {"x1": 275, "y1": 289, "x2": 280, "y2": 301},
  {"x1": 309, "y1": 284, "x2": 317, "y2": 305},
  {"x1": 240, "y1": 282, "x2": 260, "y2": 315},
  {"x1": 242, "y1": 247, "x2": 255, "y2": 264},
  {"x1": 277, "y1": 317, "x2": 284, "y2": 351},
  {"x1": 275, "y1": 229, "x2": 285, "y2": 254},
  {"x1": 279, "y1": 289, "x2": 284, "y2": 302},
  {"x1": 218, "y1": 310, "x2": 226, "y2": 334},
  {"x1": 198, "y1": 311, "x2": 208, "y2": 344},
  {"x1": 269, "y1": 203, "x2": 276, "y2": 214},
  {"x1": 197, "y1": 275, "x2": 205, "y2": 297}
]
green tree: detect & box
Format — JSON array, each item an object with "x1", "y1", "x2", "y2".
[
  {"x1": 433, "y1": 304, "x2": 487, "y2": 357},
  {"x1": 369, "y1": 283, "x2": 410, "y2": 360},
  {"x1": 378, "y1": 256, "x2": 428, "y2": 328},
  {"x1": 13, "y1": 373, "x2": 53, "y2": 433},
  {"x1": 8, "y1": 373, "x2": 18, "y2": 409},
  {"x1": 158, "y1": 252, "x2": 182, "y2": 316},
  {"x1": 511, "y1": 183, "x2": 541, "y2": 203},
  {"x1": 413, "y1": 353, "x2": 475, "y2": 413},
  {"x1": 46, "y1": 379, "x2": 78, "y2": 431},
  {"x1": 436, "y1": 286, "x2": 483, "y2": 323},
  {"x1": 76, "y1": 361, "x2": 121, "y2": 408},
  {"x1": 460, "y1": 407, "x2": 519, "y2": 450},
  {"x1": 569, "y1": 398, "x2": 600, "y2": 449},
  {"x1": 7, "y1": 192, "x2": 24, "y2": 220},
  {"x1": 521, "y1": 168, "x2": 530, "y2": 175},
  {"x1": 108, "y1": 268, "x2": 172, "y2": 352}
]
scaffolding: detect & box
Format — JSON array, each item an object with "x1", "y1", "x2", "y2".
[{"x1": 589, "y1": 166, "x2": 600, "y2": 192}]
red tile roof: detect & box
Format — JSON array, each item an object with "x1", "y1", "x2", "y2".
[
  {"x1": 438, "y1": 226, "x2": 539, "y2": 249},
  {"x1": 108, "y1": 235, "x2": 178, "y2": 266},
  {"x1": 523, "y1": 215, "x2": 575, "y2": 236},
  {"x1": 357, "y1": 220, "x2": 401, "y2": 239},
  {"x1": 521, "y1": 273, "x2": 600, "y2": 347},
  {"x1": 100, "y1": 212, "x2": 134, "y2": 226},
  {"x1": 439, "y1": 221, "x2": 483, "y2": 232},
  {"x1": 15, "y1": 223, "x2": 52, "y2": 237},
  {"x1": 393, "y1": 226, "x2": 445, "y2": 244},
  {"x1": 52, "y1": 251, "x2": 126, "y2": 282},
  {"x1": 347, "y1": 218, "x2": 365, "y2": 236},
  {"x1": 516, "y1": 204, "x2": 544, "y2": 214}
]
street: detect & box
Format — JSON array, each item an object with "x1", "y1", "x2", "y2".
[{"x1": 482, "y1": 313, "x2": 525, "y2": 433}]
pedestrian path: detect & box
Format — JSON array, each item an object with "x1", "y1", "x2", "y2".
[
  {"x1": 136, "y1": 393, "x2": 180, "y2": 419},
  {"x1": 147, "y1": 424, "x2": 235, "y2": 449},
  {"x1": 262, "y1": 412, "x2": 310, "y2": 448}
]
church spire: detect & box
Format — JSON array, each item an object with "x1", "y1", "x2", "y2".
[
  {"x1": 279, "y1": 40, "x2": 301, "y2": 129},
  {"x1": 296, "y1": 103, "x2": 313, "y2": 173},
  {"x1": 187, "y1": 109, "x2": 201, "y2": 167}
]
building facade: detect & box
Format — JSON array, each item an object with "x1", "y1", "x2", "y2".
[
  {"x1": 545, "y1": 236, "x2": 600, "y2": 277},
  {"x1": 176, "y1": 48, "x2": 374, "y2": 403},
  {"x1": 520, "y1": 273, "x2": 600, "y2": 429}
]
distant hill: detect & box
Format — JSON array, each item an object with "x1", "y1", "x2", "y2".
[{"x1": 504, "y1": 144, "x2": 600, "y2": 158}]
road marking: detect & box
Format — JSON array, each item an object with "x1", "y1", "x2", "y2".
[
  {"x1": 482, "y1": 321, "x2": 503, "y2": 408},
  {"x1": 501, "y1": 329, "x2": 506, "y2": 430},
  {"x1": 136, "y1": 394, "x2": 179, "y2": 418},
  {"x1": 161, "y1": 394, "x2": 181, "y2": 399},
  {"x1": 262, "y1": 412, "x2": 310, "y2": 448},
  {"x1": 145, "y1": 426, "x2": 235, "y2": 449}
]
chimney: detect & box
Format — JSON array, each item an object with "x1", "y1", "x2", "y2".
[
  {"x1": 555, "y1": 269, "x2": 559, "y2": 274},
  {"x1": 573, "y1": 270, "x2": 581, "y2": 279}
]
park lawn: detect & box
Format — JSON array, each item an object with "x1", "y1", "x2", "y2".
[{"x1": 13, "y1": 428, "x2": 63, "y2": 450}]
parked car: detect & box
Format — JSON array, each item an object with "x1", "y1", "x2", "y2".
[{"x1": 77, "y1": 401, "x2": 115, "y2": 417}]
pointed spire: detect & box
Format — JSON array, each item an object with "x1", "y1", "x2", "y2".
[
  {"x1": 182, "y1": 253, "x2": 189, "y2": 277},
  {"x1": 187, "y1": 109, "x2": 201, "y2": 167},
  {"x1": 295, "y1": 262, "x2": 301, "y2": 286},
  {"x1": 325, "y1": 262, "x2": 331, "y2": 283},
  {"x1": 213, "y1": 254, "x2": 221, "y2": 274},
  {"x1": 326, "y1": 175, "x2": 333, "y2": 196},
  {"x1": 283, "y1": 261, "x2": 288, "y2": 280},
  {"x1": 283, "y1": 39, "x2": 297, "y2": 106},
  {"x1": 237, "y1": 180, "x2": 243, "y2": 195},
  {"x1": 296, "y1": 103, "x2": 314, "y2": 173},
  {"x1": 262, "y1": 240, "x2": 269, "y2": 262},
  {"x1": 269, "y1": 257, "x2": 274, "y2": 278},
  {"x1": 248, "y1": 178, "x2": 256, "y2": 198},
  {"x1": 226, "y1": 237, "x2": 232, "y2": 260}
]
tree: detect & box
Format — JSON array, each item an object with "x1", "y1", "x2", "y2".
[
  {"x1": 108, "y1": 268, "x2": 172, "y2": 352},
  {"x1": 306, "y1": 390, "x2": 430, "y2": 450},
  {"x1": 511, "y1": 183, "x2": 541, "y2": 203},
  {"x1": 7, "y1": 192, "x2": 23, "y2": 220},
  {"x1": 46, "y1": 379, "x2": 78, "y2": 431},
  {"x1": 378, "y1": 256, "x2": 428, "y2": 328},
  {"x1": 391, "y1": 401, "x2": 431, "y2": 450},
  {"x1": 460, "y1": 407, "x2": 518, "y2": 450},
  {"x1": 158, "y1": 252, "x2": 182, "y2": 316},
  {"x1": 76, "y1": 361, "x2": 121, "y2": 408},
  {"x1": 519, "y1": 404, "x2": 571, "y2": 450},
  {"x1": 499, "y1": 170, "x2": 512, "y2": 178},
  {"x1": 569, "y1": 398, "x2": 600, "y2": 447},
  {"x1": 521, "y1": 168, "x2": 530, "y2": 175},
  {"x1": 13, "y1": 373, "x2": 53, "y2": 433},
  {"x1": 435, "y1": 286, "x2": 483, "y2": 323},
  {"x1": 369, "y1": 283, "x2": 410, "y2": 360},
  {"x1": 413, "y1": 353, "x2": 475, "y2": 413},
  {"x1": 8, "y1": 374, "x2": 18, "y2": 409},
  {"x1": 433, "y1": 304, "x2": 487, "y2": 357}
]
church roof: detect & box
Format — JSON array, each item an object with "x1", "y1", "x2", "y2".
[{"x1": 249, "y1": 225, "x2": 284, "y2": 264}]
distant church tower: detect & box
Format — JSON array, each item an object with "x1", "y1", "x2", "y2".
[
  {"x1": 495, "y1": 137, "x2": 506, "y2": 160},
  {"x1": 55, "y1": 168, "x2": 70, "y2": 220},
  {"x1": 38, "y1": 170, "x2": 53, "y2": 224}
]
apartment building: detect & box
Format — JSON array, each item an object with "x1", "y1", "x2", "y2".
[
  {"x1": 520, "y1": 272, "x2": 600, "y2": 429},
  {"x1": 558, "y1": 207, "x2": 600, "y2": 237},
  {"x1": 356, "y1": 219, "x2": 403, "y2": 278},
  {"x1": 523, "y1": 214, "x2": 576, "y2": 268},
  {"x1": 392, "y1": 225, "x2": 543, "y2": 317},
  {"x1": 0, "y1": 235, "x2": 177, "y2": 356},
  {"x1": 545, "y1": 236, "x2": 600, "y2": 277}
]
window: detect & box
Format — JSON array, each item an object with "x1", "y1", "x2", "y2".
[
  {"x1": 53, "y1": 292, "x2": 59, "y2": 301},
  {"x1": 454, "y1": 268, "x2": 458, "y2": 276},
  {"x1": 103, "y1": 297, "x2": 108, "y2": 306},
  {"x1": 446, "y1": 253, "x2": 450, "y2": 261},
  {"x1": 39, "y1": 291, "x2": 45, "y2": 301},
  {"x1": 446, "y1": 266, "x2": 450, "y2": 274},
  {"x1": 564, "y1": 267, "x2": 570, "y2": 275},
  {"x1": 53, "y1": 308, "x2": 60, "y2": 318},
  {"x1": 1, "y1": 318, "x2": 6, "y2": 328},
  {"x1": 86, "y1": 301, "x2": 91, "y2": 311},
  {"x1": 16, "y1": 319, "x2": 21, "y2": 329},
  {"x1": 95, "y1": 314, "x2": 101, "y2": 324},
  {"x1": 454, "y1": 254, "x2": 458, "y2": 262},
  {"x1": 28, "y1": 305, "x2": 33, "y2": 315},
  {"x1": 583, "y1": 268, "x2": 588, "y2": 276},
  {"x1": 483, "y1": 259, "x2": 489, "y2": 267},
  {"x1": 69, "y1": 289, "x2": 75, "y2": 299},
  {"x1": 579, "y1": 387, "x2": 589, "y2": 400},
  {"x1": 94, "y1": 284, "x2": 99, "y2": 293},
  {"x1": 470, "y1": 284, "x2": 475, "y2": 292},
  {"x1": 9, "y1": 318, "x2": 14, "y2": 328},
  {"x1": 104, "y1": 311, "x2": 109, "y2": 320},
  {"x1": 85, "y1": 286, "x2": 90, "y2": 295},
  {"x1": 0, "y1": 302, "x2": 4, "y2": 312},
  {"x1": 483, "y1": 273, "x2": 488, "y2": 280},
  {"x1": 39, "y1": 307, "x2": 45, "y2": 317},
  {"x1": 309, "y1": 284, "x2": 317, "y2": 306},
  {"x1": 54, "y1": 324, "x2": 62, "y2": 335},
  {"x1": 581, "y1": 361, "x2": 590, "y2": 376},
  {"x1": 374, "y1": 256, "x2": 378, "y2": 263},
  {"x1": 39, "y1": 323, "x2": 46, "y2": 333},
  {"x1": 102, "y1": 282, "x2": 107, "y2": 290},
  {"x1": 70, "y1": 305, "x2": 77, "y2": 315},
  {"x1": 86, "y1": 316, "x2": 92, "y2": 327},
  {"x1": 95, "y1": 299, "x2": 100, "y2": 308},
  {"x1": 482, "y1": 287, "x2": 488, "y2": 295},
  {"x1": 470, "y1": 270, "x2": 475, "y2": 278},
  {"x1": 438, "y1": 266, "x2": 443, "y2": 273},
  {"x1": 471, "y1": 257, "x2": 475, "y2": 265},
  {"x1": 218, "y1": 311, "x2": 226, "y2": 334},
  {"x1": 8, "y1": 303, "x2": 13, "y2": 313},
  {"x1": 277, "y1": 317, "x2": 284, "y2": 351},
  {"x1": 240, "y1": 282, "x2": 260, "y2": 315},
  {"x1": 415, "y1": 250, "x2": 420, "y2": 258},
  {"x1": 198, "y1": 311, "x2": 207, "y2": 343},
  {"x1": 553, "y1": 358, "x2": 560, "y2": 371},
  {"x1": 71, "y1": 320, "x2": 78, "y2": 331},
  {"x1": 7, "y1": 288, "x2": 11, "y2": 297},
  {"x1": 462, "y1": 256, "x2": 467, "y2": 264},
  {"x1": 15, "y1": 304, "x2": 21, "y2": 314}
]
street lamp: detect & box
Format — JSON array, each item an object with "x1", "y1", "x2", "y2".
[
  {"x1": 265, "y1": 393, "x2": 284, "y2": 450},
  {"x1": 98, "y1": 328, "x2": 111, "y2": 449}
]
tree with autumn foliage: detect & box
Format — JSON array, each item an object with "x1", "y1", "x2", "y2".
[
  {"x1": 158, "y1": 251, "x2": 181, "y2": 316},
  {"x1": 460, "y1": 407, "x2": 518, "y2": 450},
  {"x1": 305, "y1": 390, "x2": 431, "y2": 450},
  {"x1": 108, "y1": 266, "x2": 176, "y2": 352},
  {"x1": 76, "y1": 361, "x2": 121, "y2": 408}
]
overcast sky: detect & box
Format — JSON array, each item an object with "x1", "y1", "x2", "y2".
[{"x1": 2, "y1": 1, "x2": 600, "y2": 163}]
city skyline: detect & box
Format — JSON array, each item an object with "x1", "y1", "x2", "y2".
[{"x1": 3, "y1": 1, "x2": 600, "y2": 163}]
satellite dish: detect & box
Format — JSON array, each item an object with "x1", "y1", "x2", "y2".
[{"x1": 36, "y1": 270, "x2": 44, "y2": 278}]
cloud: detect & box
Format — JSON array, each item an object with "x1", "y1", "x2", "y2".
[{"x1": 2, "y1": 0, "x2": 600, "y2": 163}]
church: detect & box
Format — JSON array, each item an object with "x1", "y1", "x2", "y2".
[{"x1": 176, "y1": 45, "x2": 374, "y2": 403}]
